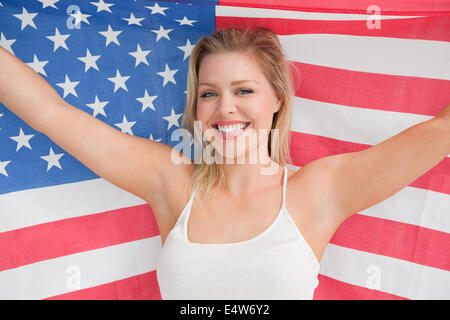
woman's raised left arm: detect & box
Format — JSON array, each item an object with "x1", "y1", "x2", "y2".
[{"x1": 325, "y1": 104, "x2": 450, "y2": 223}]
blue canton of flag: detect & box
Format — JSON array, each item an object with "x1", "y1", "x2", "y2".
[{"x1": 0, "y1": 0, "x2": 216, "y2": 194}]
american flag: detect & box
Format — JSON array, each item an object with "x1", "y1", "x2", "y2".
[{"x1": 0, "y1": 0, "x2": 449, "y2": 299}]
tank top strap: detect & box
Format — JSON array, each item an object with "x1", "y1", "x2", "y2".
[
  {"x1": 188, "y1": 188, "x2": 197, "y2": 211},
  {"x1": 173, "y1": 188, "x2": 196, "y2": 229}
]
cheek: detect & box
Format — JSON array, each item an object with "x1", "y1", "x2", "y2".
[
  {"x1": 247, "y1": 105, "x2": 272, "y2": 127},
  {"x1": 196, "y1": 104, "x2": 210, "y2": 121},
  {"x1": 196, "y1": 106, "x2": 206, "y2": 123},
  {"x1": 195, "y1": 105, "x2": 213, "y2": 136}
]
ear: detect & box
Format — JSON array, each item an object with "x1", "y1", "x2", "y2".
[{"x1": 273, "y1": 99, "x2": 282, "y2": 113}]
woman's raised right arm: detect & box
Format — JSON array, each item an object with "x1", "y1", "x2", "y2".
[{"x1": 0, "y1": 46, "x2": 192, "y2": 204}]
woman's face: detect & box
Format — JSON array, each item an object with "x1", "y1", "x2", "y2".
[{"x1": 196, "y1": 51, "x2": 281, "y2": 163}]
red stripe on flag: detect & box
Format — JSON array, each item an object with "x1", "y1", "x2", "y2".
[
  {"x1": 289, "y1": 132, "x2": 450, "y2": 195},
  {"x1": 217, "y1": 16, "x2": 450, "y2": 42},
  {"x1": 0, "y1": 204, "x2": 160, "y2": 272},
  {"x1": 45, "y1": 270, "x2": 161, "y2": 300},
  {"x1": 288, "y1": 62, "x2": 450, "y2": 117},
  {"x1": 313, "y1": 274, "x2": 408, "y2": 299},
  {"x1": 217, "y1": 0, "x2": 450, "y2": 15},
  {"x1": 330, "y1": 214, "x2": 450, "y2": 272}
]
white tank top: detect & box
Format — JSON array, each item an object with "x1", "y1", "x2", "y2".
[{"x1": 156, "y1": 166, "x2": 320, "y2": 300}]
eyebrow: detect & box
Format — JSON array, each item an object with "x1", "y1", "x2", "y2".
[{"x1": 199, "y1": 80, "x2": 259, "y2": 86}]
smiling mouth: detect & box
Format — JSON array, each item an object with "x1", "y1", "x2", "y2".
[
  {"x1": 212, "y1": 122, "x2": 250, "y2": 131},
  {"x1": 211, "y1": 122, "x2": 251, "y2": 139}
]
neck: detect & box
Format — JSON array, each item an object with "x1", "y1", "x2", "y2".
[{"x1": 218, "y1": 159, "x2": 283, "y2": 198}]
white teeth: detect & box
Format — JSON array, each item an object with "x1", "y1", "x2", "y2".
[{"x1": 217, "y1": 123, "x2": 248, "y2": 133}]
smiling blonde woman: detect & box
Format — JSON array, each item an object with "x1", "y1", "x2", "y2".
[{"x1": 0, "y1": 26, "x2": 449, "y2": 300}]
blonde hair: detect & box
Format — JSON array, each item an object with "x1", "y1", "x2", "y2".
[{"x1": 180, "y1": 26, "x2": 298, "y2": 203}]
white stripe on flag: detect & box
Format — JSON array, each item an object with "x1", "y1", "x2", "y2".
[
  {"x1": 280, "y1": 34, "x2": 450, "y2": 80},
  {"x1": 320, "y1": 243, "x2": 450, "y2": 299},
  {"x1": 216, "y1": 5, "x2": 423, "y2": 20},
  {"x1": 292, "y1": 96, "x2": 450, "y2": 157},
  {"x1": 360, "y1": 186, "x2": 450, "y2": 234},
  {"x1": 0, "y1": 236, "x2": 161, "y2": 299},
  {"x1": 0, "y1": 178, "x2": 145, "y2": 233}
]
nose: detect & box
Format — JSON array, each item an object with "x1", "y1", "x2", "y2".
[{"x1": 217, "y1": 91, "x2": 237, "y2": 115}]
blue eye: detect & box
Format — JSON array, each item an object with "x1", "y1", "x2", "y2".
[
  {"x1": 200, "y1": 89, "x2": 253, "y2": 98},
  {"x1": 200, "y1": 92, "x2": 216, "y2": 98}
]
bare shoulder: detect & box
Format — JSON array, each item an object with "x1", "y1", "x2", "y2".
[
  {"x1": 287, "y1": 157, "x2": 339, "y2": 223},
  {"x1": 292, "y1": 154, "x2": 347, "y2": 221},
  {"x1": 289, "y1": 154, "x2": 342, "y2": 202}
]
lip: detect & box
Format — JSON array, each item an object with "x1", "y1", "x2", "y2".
[{"x1": 213, "y1": 122, "x2": 251, "y2": 140}]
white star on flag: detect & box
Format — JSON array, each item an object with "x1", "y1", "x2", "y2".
[
  {"x1": 38, "y1": 0, "x2": 59, "y2": 9},
  {"x1": 69, "y1": 9, "x2": 92, "y2": 27},
  {"x1": 136, "y1": 89, "x2": 158, "y2": 112},
  {"x1": 10, "y1": 128, "x2": 34, "y2": 151},
  {"x1": 0, "y1": 160, "x2": 10, "y2": 177},
  {"x1": 77, "y1": 48, "x2": 101, "y2": 72},
  {"x1": 128, "y1": 44, "x2": 151, "y2": 67},
  {"x1": 99, "y1": 25, "x2": 122, "y2": 47},
  {"x1": 114, "y1": 115, "x2": 136, "y2": 135},
  {"x1": 177, "y1": 39, "x2": 195, "y2": 61},
  {"x1": 56, "y1": 75, "x2": 79, "y2": 98},
  {"x1": 122, "y1": 13, "x2": 145, "y2": 26},
  {"x1": 86, "y1": 95, "x2": 109, "y2": 117},
  {"x1": 162, "y1": 108, "x2": 182, "y2": 129},
  {"x1": 40, "y1": 147, "x2": 64, "y2": 171},
  {"x1": 151, "y1": 25, "x2": 173, "y2": 42},
  {"x1": 46, "y1": 27, "x2": 70, "y2": 52},
  {"x1": 157, "y1": 64, "x2": 178, "y2": 87},
  {"x1": 26, "y1": 54, "x2": 48, "y2": 76},
  {"x1": 107, "y1": 69, "x2": 130, "y2": 92},
  {"x1": 89, "y1": 0, "x2": 114, "y2": 13},
  {"x1": 0, "y1": 32, "x2": 16, "y2": 54},
  {"x1": 145, "y1": 3, "x2": 169, "y2": 15},
  {"x1": 175, "y1": 16, "x2": 197, "y2": 26},
  {"x1": 13, "y1": 7, "x2": 38, "y2": 30}
]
